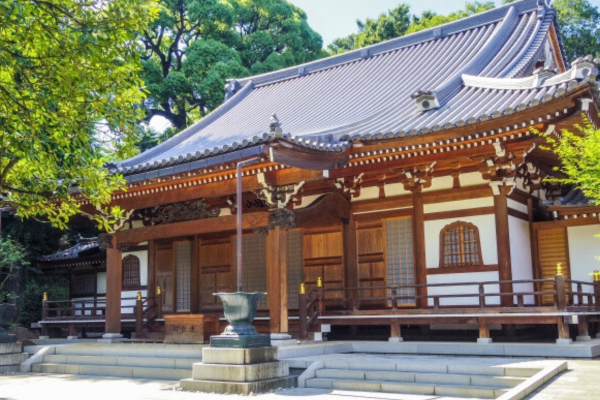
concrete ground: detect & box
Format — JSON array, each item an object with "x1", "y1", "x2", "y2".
[{"x1": 0, "y1": 357, "x2": 598, "y2": 400}]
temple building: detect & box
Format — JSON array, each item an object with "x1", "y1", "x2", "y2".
[{"x1": 40, "y1": 0, "x2": 600, "y2": 343}]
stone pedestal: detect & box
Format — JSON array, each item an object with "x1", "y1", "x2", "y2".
[
  {"x1": 0, "y1": 342, "x2": 27, "y2": 373},
  {"x1": 180, "y1": 347, "x2": 295, "y2": 395}
]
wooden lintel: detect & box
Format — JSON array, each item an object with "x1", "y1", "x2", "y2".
[{"x1": 115, "y1": 212, "x2": 269, "y2": 244}]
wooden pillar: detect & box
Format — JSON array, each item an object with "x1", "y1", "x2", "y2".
[
  {"x1": 266, "y1": 225, "x2": 288, "y2": 333},
  {"x1": 190, "y1": 236, "x2": 200, "y2": 313},
  {"x1": 105, "y1": 244, "x2": 123, "y2": 335},
  {"x1": 343, "y1": 216, "x2": 359, "y2": 310},
  {"x1": 494, "y1": 185, "x2": 513, "y2": 307},
  {"x1": 412, "y1": 190, "x2": 428, "y2": 309},
  {"x1": 147, "y1": 240, "x2": 156, "y2": 311}
]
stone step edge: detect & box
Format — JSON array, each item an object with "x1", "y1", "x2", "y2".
[
  {"x1": 42, "y1": 354, "x2": 199, "y2": 369},
  {"x1": 53, "y1": 349, "x2": 204, "y2": 359},
  {"x1": 314, "y1": 369, "x2": 526, "y2": 388},
  {"x1": 321, "y1": 362, "x2": 540, "y2": 377},
  {"x1": 31, "y1": 363, "x2": 191, "y2": 380},
  {"x1": 306, "y1": 377, "x2": 511, "y2": 393}
]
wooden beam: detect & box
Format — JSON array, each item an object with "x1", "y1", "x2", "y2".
[
  {"x1": 147, "y1": 240, "x2": 156, "y2": 311},
  {"x1": 413, "y1": 190, "x2": 428, "y2": 309},
  {"x1": 343, "y1": 216, "x2": 359, "y2": 310},
  {"x1": 105, "y1": 242, "x2": 123, "y2": 335},
  {"x1": 115, "y1": 212, "x2": 269, "y2": 244}
]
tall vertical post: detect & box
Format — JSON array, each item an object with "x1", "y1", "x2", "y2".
[
  {"x1": 236, "y1": 158, "x2": 259, "y2": 292},
  {"x1": 147, "y1": 240, "x2": 156, "y2": 313},
  {"x1": 266, "y1": 224, "x2": 288, "y2": 333},
  {"x1": 412, "y1": 190, "x2": 428, "y2": 309},
  {"x1": 103, "y1": 235, "x2": 123, "y2": 340},
  {"x1": 343, "y1": 216, "x2": 359, "y2": 310},
  {"x1": 191, "y1": 236, "x2": 200, "y2": 313},
  {"x1": 493, "y1": 184, "x2": 513, "y2": 307}
]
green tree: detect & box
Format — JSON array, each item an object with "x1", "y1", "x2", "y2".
[
  {"x1": 553, "y1": 0, "x2": 600, "y2": 60},
  {"x1": 0, "y1": 237, "x2": 29, "y2": 302},
  {"x1": 544, "y1": 119, "x2": 600, "y2": 205},
  {"x1": 0, "y1": 0, "x2": 157, "y2": 231},
  {"x1": 328, "y1": 2, "x2": 493, "y2": 54},
  {"x1": 141, "y1": 0, "x2": 326, "y2": 130}
]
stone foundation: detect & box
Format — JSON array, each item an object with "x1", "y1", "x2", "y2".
[
  {"x1": 0, "y1": 342, "x2": 27, "y2": 372},
  {"x1": 180, "y1": 346, "x2": 295, "y2": 395}
]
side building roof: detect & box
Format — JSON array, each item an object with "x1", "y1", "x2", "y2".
[{"x1": 113, "y1": 0, "x2": 597, "y2": 183}]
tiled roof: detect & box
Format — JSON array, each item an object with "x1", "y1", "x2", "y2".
[
  {"x1": 114, "y1": 0, "x2": 594, "y2": 178},
  {"x1": 38, "y1": 238, "x2": 102, "y2": 263}
]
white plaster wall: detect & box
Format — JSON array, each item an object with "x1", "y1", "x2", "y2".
[
  {"x1": 72, "y1": 296, "x2": 106, "y2": 317},
  {"x1": 384, "y1": 182, "x2": 410, "y2": 197},
  {"x1": 131, "y1": 220, "x2": 145, "y2": 229},
  {"x1": 122, "y1": 250, "x2": 148, "y2": 286},
  {"x1": 220, "y1": 207, "x2": 232, "y2": 216},
  {"x1": 425, "y1": 214, "x2": 498, "y2": 269},
  {"x1": 121, "y1": 289, "x2": 148, "y2": 315},
  {"x1": 424, "y1": 197, "x2": 494, "y2": 214},
  {"x1": 459, "y1": 172, "x2": 487, "y2": 187},
  {"x1": 427, "y1": 271, "x2": 500, "y2": 306},
  {"x1": 422, "y1": 176, "x2": 454, "y2": 192},
  {"x1": 567, "y1": 225, "x2": 600, "y2": 283},
  {"x1": 509, "y1": 216, "x2": 534, "y2": 305},
  {"x1": 507, "y1": 199, "x2": 528, "y2": 214},
  {"x1": 352, "y1": 186, "x2": 380, "y2": 201},
  {"x1": 97, "y1": 272, "x2": 107, "y2": 294}
]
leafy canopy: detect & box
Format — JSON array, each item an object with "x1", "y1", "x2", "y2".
[
  {"x1": 543, "y1": 118, "x2": 600, "y2": 205},
  {"x1": 552, "y1": 0, "x2": 600, "y2": 60},
  {"x1": 0, "y1": 0, "x2": 157, "y2": 231},
  {"x1": 141, "y1": 0, "x2": 326, "y2": 130},
  {"x1": 0, "y1": 237, "x2": 29, "y2": 301}
]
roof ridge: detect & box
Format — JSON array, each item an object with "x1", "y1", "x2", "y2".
[{"x1": 234, "y1": 0, "x2": 542, "y2": 88}]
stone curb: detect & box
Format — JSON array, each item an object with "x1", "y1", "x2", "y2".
[
  {"x1": 495, "y1": 360, "x2": 568, "y2": 400},
  {"x1": 297, "y1": 361, "x2": 324, "y2": 388}
]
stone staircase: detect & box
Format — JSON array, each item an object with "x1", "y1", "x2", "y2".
[
  {"x1": 302, "y1": 360, "x2": 538, "y2": 399},
  {"x1": 28, "y1": 343, "x2": 204, "y2": 380}
]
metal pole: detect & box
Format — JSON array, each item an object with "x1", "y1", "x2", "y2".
[{"x1": 236, "y1": 158, "x2": 260, "y2": 292}]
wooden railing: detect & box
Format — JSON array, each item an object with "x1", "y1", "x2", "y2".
[
  {"x1": 298, "y1": 275, "x2": 600, "y2": 339},
  {"x1": 42, "y1": 292, "x2": 163, "y2": 338}
]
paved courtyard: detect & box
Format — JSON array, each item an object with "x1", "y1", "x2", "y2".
[{"x1": 0, "y1": 358, "x2": 599, "y2": 400}]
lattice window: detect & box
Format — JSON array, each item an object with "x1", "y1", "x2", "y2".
[
  {"x1": 122, "y1": 255, "x2": 141, "y2": 290},
  {"x1": 72, "y1": 273, "x2": 95, "y2": 296},
  {"x1": 385, "y1": 218, "x2": 415, "y2": 304},
  {"x1": 440, "y1": 221, "x2": 483, "y2": 268},
  {"x1": 174, "y1": 241, "x2": 192, "y2": 312}
]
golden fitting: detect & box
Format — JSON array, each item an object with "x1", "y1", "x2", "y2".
[
  {"x1": 556, "y1": 262, "x2": 563, "y2": 275},
  {"x1": 594, "y1": 270, "x2": 600, "y2": 282},
  {"x1": 43, "y1": 292, "x2": 48, "y2": 301},
  {"x1": 299, "y1": 283, "x2": 306, "y2": 294},
  {"x1": 317, "y1": 276, "x2": 323, "y2": 288},
  {"x1": 156, "y1": 285, "x2": 161, "y2": 295},
  {"x1": 137, "y1": 291, "x2": 142, "y2": 301}
]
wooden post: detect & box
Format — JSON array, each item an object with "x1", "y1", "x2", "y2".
[
  {"x1": 266, "y1": 225, "x2": 288, "y2": 333},
  {"x1": 494, "y1": 185, "x2": 513, "y2": 307},
  {"x1": 412, "y1": 190, "x2": 428, "y2": 309},
  {"x1": 105, "y1": 241, "x2": 123, "y2": 336},
  {"x1": 577, "y1": 316, "x2": 590, "y2": 341},
  {"x1": 391, "y1": 288, "x2": 398, "y2": 310},
  {"x1": 343, "y1": 216, "x2": 359, "y2": 310},
  {"x1": 317, "y1": 277, "x2": 324, "y2": 314},
  {"x1": 557, "y1": 317, "x2": 570, "y2": 342},
  {"x1": 42, "y1": 293, "x2": 48, "y2": 320},
  {"x1": 390, "y1": 321, "x2": 402, "y2": 341},
  {"x1": 298, "y1": 289, "x2": 307, "y2": 340},
  {"x1": 478, "y1": 318, "x2": 491, "y2": 341},
  {"x1": 135, "y1": 292, "x2": 143, "y2": 338},
  {"x1": 478, "y1": 283, "x2": 486, "y2": 308},
  {"x1": 594, "y1": 281, "x2": 600, "y2": 309},
  {"x1": 555, "y1": 274, "x2": 567, "y2": 311},
  {"x1": 147, "y1": 240, "x2": 156, "y2": 313}
]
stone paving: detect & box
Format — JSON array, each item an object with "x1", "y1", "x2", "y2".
[{"x1": 0, "y1": 356, "x2": 598, "y2": 400}]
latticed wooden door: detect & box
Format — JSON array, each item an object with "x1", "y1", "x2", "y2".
[
  {"x1": 156, "y1": 243, "x2": 174, "y2": 313},
  {"x1": 384, "y1": 217, "x2": 415, "y2": 306},
  {"x1": 536, "y1": 227, "x2": 570, "y2": 305},
  {"x1": 199, "y1": 238, "x2": 232, "y2": 308}
]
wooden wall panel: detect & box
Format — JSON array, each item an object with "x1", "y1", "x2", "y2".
[
  {"x1": 537, "y1": 227, "x2": 570, "y2": 305},
  {"x1": 357, "y1": 224, "x2": 386, "y2": 304},
  {"x1": 199, "y1": 239, "x2": 231, "y2": 307},
  {"x1": 303, "y1": 230, "x2": 344, "y2": 300}
]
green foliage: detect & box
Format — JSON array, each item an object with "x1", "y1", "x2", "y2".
[
  {"x1": 543, "y1": 117, "x2": 600, "y2": 205},
  {"x1": 141, "y1": 0, "x2": 326, "y2": 130},
  {"x1": 328, "y1": 2, "x2": 494, "y2": 54},
  {"x1": 0, "y1": 0, "x2": 158, "y2": 231},
  {"x1": 18, "y1": 277, "x2": 69, "y2": 327},
  {"x1": 553, "y1": 0, "x2": 600, "y2": 60},
  {"x1": 0, "y1": 237, "x2": 29, "y2": 301}
]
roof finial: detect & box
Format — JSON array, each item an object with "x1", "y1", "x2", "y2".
[
  {"x1": 411, "y1": 90, "x2": 440, "y2": 112},
  {"x1": 269, "y1": 113, "x2": 282, "y2": 136}
]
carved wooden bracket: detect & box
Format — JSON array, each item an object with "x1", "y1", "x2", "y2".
[
  {"x1": 255, "y1": 181, "x2": 305, "y2": 209},
  {"x1": 97, "y1": 233, "x2": 114, "y2": 249},
  {"x1": 516, "y1": 162, "x2": 546, "y2": 194},
  {"x1": 476, "y1": 142, "x2": 535, "y2": 184},
  {"x1": 334, "y1": 173, "x2": 363, "y2": 198},
  {"x1": 393, "y1": 163, "x2": 436, "y2": 192},
  {"x1": 268, "y1": 208, "x2": 296, "y2": 230},
  {"x1": 134, "y1": 199, "x2": 220, "y2": 226}
]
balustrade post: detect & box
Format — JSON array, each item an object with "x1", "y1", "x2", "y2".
[
  {"x1": 317, "y1": 276, "x2": 324, "y2": 314},
  {"x1": 298, "y1": 284, "x2": 307, "y2": 340},
  {"x1": 594, "y1": 280, "x2": 600, "y2": 309},
  {"x1": 135, "y1": 292, "x2": 143, "y2": 338},
  {"x1": 156, "y1": 286, "x2": 163, "y2": 318},
  {"x1": 42, "y1": 292, "x2": 48, "y2": 320},
  {"x1": 70, "y1": 300, "x2": 76, "y2": 318},
  {"x1": 577, "y1": 283, "x2": 583, "y2": 305},
  {"x1": 555, "y1": 273, "x2": 566, "y2": 311},
  {"x1": 391, "y1": 288, "x2": 398, "y2": 310}
]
